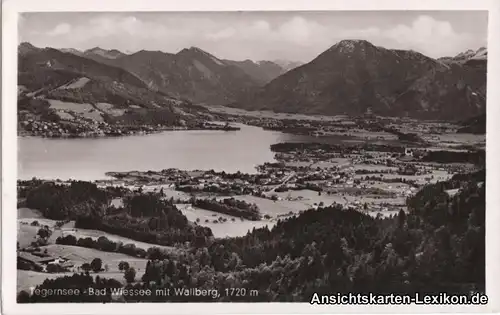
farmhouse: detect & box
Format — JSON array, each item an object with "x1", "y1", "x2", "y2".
[
  {"x1": 17, "y1": 252, "x2": 55, "y2": 271},
  {"x1": 18, "y1": 252, "x2": 75, "y2": 271},
  {"x1": 18, "y1": 252, "x2": 56, "y2": 265}
]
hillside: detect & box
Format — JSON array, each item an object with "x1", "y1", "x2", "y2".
[
  {"x1": 104, "y1": 47, "x2": 261, "y2": 105},
  {"x1": 457, "y1": 113, "x2": 486, "y2": 134},
  {"x1": 222, "y1": 59, "x2": 285, "y2": 85},
  {"x1": 233, "y1": 40, "x2": 487, "y2": 121},
  {"x1": 18, "y1": 169, "x2": 485, "y2": 302},
  {"x1": 18, "y1": 43, "x2": 210, "y2": 136},
  {"x1": 61, "y1": 45, "x2": 281, "y2": 102},
  {"x1": 78, "y1": 47, "x2": 129, "y2": 65}
]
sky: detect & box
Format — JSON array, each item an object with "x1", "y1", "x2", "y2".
[{"x1": 19, "y1": 11, "x2": 488, "y2": 62}]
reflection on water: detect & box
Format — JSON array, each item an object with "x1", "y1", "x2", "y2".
[
  {"x1": 18, "y1": 124, "x2": 397, "y2": 181},
  {"x1": 18, "y1": 125, "x2": 310, "y2": 181}
]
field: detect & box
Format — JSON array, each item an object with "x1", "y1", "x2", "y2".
[
  {"x1": 18, "y1": 224, "x2": 43, "y2": 248},
  {"x1": 18, "y1": 207, "x2": 44, "y2": 219},
  {"x1": 228, "y1": 194, "x2": 312, "y2": 216},
  {"x1": 351, "y1": 164, "x2": 398, "y2": 172},
  {"x1": 353, "y1": 169, "x2": 452, "y2": 185},
  {"x1": 17, "y1": 203, "x2": 173, "y2": 295},
  {"x1": 176, "y1": 187, "x2": 406, "y2": 237},
  {"x1": 54, "y1": 228, "x2": 173, "y2": 251},
  {"x1": 17, "y1": 208, "x2": 173, "y2": 251},
  {"x1": 205, "y1": 105, "x2": 350, "y2": 122},
  {"x1": 43, "y1": 244, "x2": 148, "y2": 273},
  {"x1": 47, "y1": 99, "x2": 104, "y2": 122},
  {"x1": 95, "y1": 102, "x2": 126, "y2": 117},
  {"x1": 18, "y1": 208, "x2": 64, "y2": 247},
  {"x1": 17, "y1": 270, "x2": 66, "y2": 293},
  {"x1": 57, "y1": 77, "x2": 91, "y2": 90},
  {"x1": 324, "y1": 129, "x2": 398, "y2": 141},
  {"x1": 18, "y1": 261, "x2": 147, "y2": 293},
  {"x1": 423, "y1": 133, "x2": 485, "y2": 147},
  {"x1": 176, "y1": 204, "x2": 272, "y2": 238}
]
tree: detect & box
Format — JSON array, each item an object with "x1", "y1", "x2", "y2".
[
  {"x1": 147, "y1": 247, "x2": 163, "y2": 261},
  {"x1": 46, "y1": 263, "x2": 62, "y2": 273},
  {"x1": 125, "y1": 267, "x2": 136, "y2": 283},
  {"x1": 17, "y1": 290, "x2": 31, "y2": 303},
  {"x1": 118, "y1": 261, "x2": 130, "y2": 272},
  {"x1": 91, "y1": 258, "x2": 103, "y2": 272},
  {"x1": 398, "y1": 209, "x2": 407, "y2": 229},
  {"x1": 37, "y1": 227, "x2": 51, "y2": 239},
  {"x1": 81, "y1": 263, "x2": 92, "y2": 272}
]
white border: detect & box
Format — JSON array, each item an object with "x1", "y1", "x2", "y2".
[{"x1": 2, "y1": 0, "x2": 500, "y2": 314}]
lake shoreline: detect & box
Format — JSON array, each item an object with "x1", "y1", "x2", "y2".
[{"x1": 17, "y1": 124, "x2": 241, "y2": 139}]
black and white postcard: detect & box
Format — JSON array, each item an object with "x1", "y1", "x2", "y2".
[{"x1": 2, "y1": 0, "x2": 500, "y2": 314}]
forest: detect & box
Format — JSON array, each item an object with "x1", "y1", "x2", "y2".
[
  {"x1": 421, "y1": 149, "x2": 485, "y2": 165},
  {"x1": 22, "y1": 181, "x2": 213, "y2": 247},
  {"x1": 192, "y1": 197, "x2": 261, "y2": 221}
]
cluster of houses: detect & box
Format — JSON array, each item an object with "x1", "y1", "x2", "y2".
[
  {"x1": 19, "y1": 116, "x2": 114, "y2": 138},
  {"x1": 19, "y1": 113, "x2": 163, "y2": 138}
]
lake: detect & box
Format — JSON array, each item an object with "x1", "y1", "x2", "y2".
[{"x1": 18, "y1": 124, "x2": 326, "y2": 181}]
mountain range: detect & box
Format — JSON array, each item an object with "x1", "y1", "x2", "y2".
[
  {"x1": 18, "y1": 40, "x2": 487, "y2": 121},
  {"x1": 438, "y1": 47, "x2": 487, "y2": 65},
  {"x1": 18, "y1": 42, "x2": 173, "y2": 108},
  {"x1": 50, "y1": 46, "x2": 300, "y2": 104},
  {"x1": 17, "y1": 42, "x2": 208, "y2": 128},
  {"x1": 235, "y1": 40, "x2": 487, "y2": 120}
]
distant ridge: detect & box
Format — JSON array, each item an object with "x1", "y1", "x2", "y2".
[
  {"x1": 18, "y1": 41, "x2": 486, "y2": 121},
  {"x1": 232, "y1": 39, "x2": 487, "y2": 121}
]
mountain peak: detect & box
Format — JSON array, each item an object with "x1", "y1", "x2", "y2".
[
  {"x1": 84, "y1": 47, "x2": 125, "y2": 59},
  {"x1": 19, "y1": 42, "x2": 36, "y2": 49},
  {"x1": 330, "y1": 39, "x2": 377, "y2": 54},
  {"x1": 109, "y1": 49, "x2": 126, "y2": 55},
  {"x1": 85, "y1": 46, "x2": 105, "y2": 53},
  {"x1": 178, "y1": 46, "x2": 212, "y2": 57},
  {"x1": 439, "y1": 46, "x2": 488, "y2": 64},
  {"x1": 338, "y1": 39, "x2": 371, "y2": 45},
  {"x1": 176, "y1": 46, "x2": 227, "y2": 66},
  {"x1": 60, "y1": 48, "x2": 83, "y2": 55},
  {"x1": 18, "y1": 42, "x2": 40, "y2": 55}
]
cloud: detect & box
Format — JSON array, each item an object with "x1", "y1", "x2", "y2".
[
  {"x1": 200, "y1": 14, "x2": 478, "y2": 59},
  {"x1": 47, "y1": 23, "x2": 71, "y2": 36},
  {"x1": 206, "y1": 27, "x2": 236, "y2": 40},
  {"x1": 277, "y1": 16, "x2": 325, "y2": 45},
  {"x1": 340, "y1": 15, "x2": 477, "y2": 57}
]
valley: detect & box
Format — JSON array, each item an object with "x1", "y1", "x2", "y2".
[
  {"x1": 17, "y1": 40, "x2": 486, "y2": 140},
  {"x1": 17, "y1": 112, "x2": 485, "y2": 301},
  {"x1": 15, "y1": 35, "x2": 487, "y2": 303}
]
